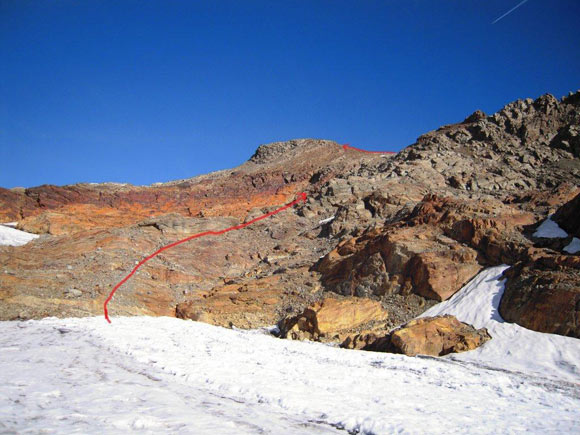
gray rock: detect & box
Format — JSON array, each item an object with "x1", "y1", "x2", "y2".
[{"x1": 65, "y1": 288, "x2": 82, "y2": 298}]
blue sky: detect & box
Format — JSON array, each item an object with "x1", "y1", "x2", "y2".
[{"x1": 1, "y1": 1, "x2": 579, "y2": 188}]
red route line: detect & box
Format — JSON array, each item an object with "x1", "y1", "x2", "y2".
[
  {"x1": 342, "y1": 144, "x2": 396, "y2": 154},
  {"x1": 103, "y1": 192, "x2": 307, "y2": 323}
]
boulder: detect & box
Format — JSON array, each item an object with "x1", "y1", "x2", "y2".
[
  {"x1": 341, "y1": 332, "x2": 392, "y2": 352},
  {"x1": 389, "y1": 315, "x2": 491, "y2": 356},
  {"x1": 499, "y1": 261, "x2": 580, "y2": 338},
  {"x1": 64, "y1": 288, "x2": 83, "y2": 298},
  {"x1": 279, "y1": 297, "x2": 388, "y2": 341},
  {"x1": 406, "y1": 250, "x2": 482, "y2": 301},
  {"x1": 341, "y1": 315, "x2": 491, "y2": 356}
]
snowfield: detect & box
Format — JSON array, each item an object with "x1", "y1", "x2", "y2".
[
  {"x1": 1, "y1": 267, "x2": 579, "y2": 434},
  {"x1": 0, "y1": 224, "x2": 38, "y2": 247}
]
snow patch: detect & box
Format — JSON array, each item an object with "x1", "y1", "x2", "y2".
[
  {"x1": 0, "y1": 225, "x2": 39, "y2": 246},
  {"x1": 533, "y1": 215, "x2": 568, "y2": 238},
  {"x1": 318, "y1": 216, "x2": 335, "y2": 225},
  {"x1": 423, "y1": 266, "x2": 580, "y2": 381},
  {"x1": 564, "y1": 237, "x2": 580, "y2": 254}
]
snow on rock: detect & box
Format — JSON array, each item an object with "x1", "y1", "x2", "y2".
[
  {"x1": 530, "y1": 216, "x2": 578, "y2": 254},
  {"x1": 0, "y1": 225, "x2": 39, "y2": 246},
  {"x1": 1, "y1": 308, "x2": 579, "y2": 434},
  {"x1": 422, "y1": 266, "x2": 580, "y2": 382},
  {"x1": 564, "y1": 237, "x2": 580, "y2": 254},
  {"x1": 533, "y1": 215, "x2": 568, "y2": 238},
  {"x1": 318, "y1": 216, "x2": 335, "y2": 225}
]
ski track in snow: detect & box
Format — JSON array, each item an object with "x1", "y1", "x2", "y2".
[{"x1": 1, "y1": 267, "x2": 579, "y2": 433}]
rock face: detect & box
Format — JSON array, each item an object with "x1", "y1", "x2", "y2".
[
  {"x1": 500, "y1": 263, "x2": 580, "y2": 338},
  {"x1": 342, "y1": 315, "x2": 491, "y2": 357},
  {"x1": 314, "y1": 193, "x2": 536, "y2": 305},
  {"x1": 1, "y1": 92, "x2": 580, "y2": 342},
  {"x1": 497, "y1": 193, "x2": 580, "y2": 339},
  {"x1": 278, "y1": 297, "x2": 388, "y2": 341},
  {"x1": 553, "y1": 192, "x2": 580, "y2": 237},
  {"x1": 175, "y1": 273, "x2": 305, "y2": 329},
  {"x1": 316, "y1": 223, "x2": 483, "y2": 302}
]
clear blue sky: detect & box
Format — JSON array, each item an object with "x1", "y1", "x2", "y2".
[{"x1": 1, "y1": 1, "x2": 579, "y2": 188}]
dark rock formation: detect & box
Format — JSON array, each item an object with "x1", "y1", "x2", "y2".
[
  {"x1": 498, "y1": 192, "x2": 580, "y2": 338},
  {"x1": 500, "y1": 261, "x2": 580, "y2": 338},
  {"x1": 553, "y1": 192, "x2": 580, "y2": 237}
]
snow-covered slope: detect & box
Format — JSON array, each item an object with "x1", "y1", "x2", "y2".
[
  {"x1": 0, "y1": 224, "x2": 38, "y2": 246},
  {"x1": 2, "y1": 268, "x2": 580, "y2": 435}
]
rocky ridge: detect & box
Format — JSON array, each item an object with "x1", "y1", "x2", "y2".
[{"x1": 1, "y1": 92, "x2": 579, "y2": 347}]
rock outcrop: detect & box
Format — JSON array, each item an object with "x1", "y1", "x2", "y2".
[
  {"x1": 389, "y1": 316, "x2": 491, "y2": 356},
  {"x1": 342, "y1": 315, "x2": 491, "y2": 357},
  {"x1": 278, "y1": 297, "x2": 388, "y2": 341},
  {"x1": 553, "y1": 192, "x2": 580, "y2": 238},
  {"x1": 314, "y1": 193, "x2": 536, "y2": 304},
  {"x1": 500, "y1": 260, "x2": 580, "y2": 338},
  {"x1": 497, "y1": 192, "x2": 580, "y2": 339}
]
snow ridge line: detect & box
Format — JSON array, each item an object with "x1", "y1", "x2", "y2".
[{"x1": 103, "y1": 192, "x2": 307, "y2": 323}]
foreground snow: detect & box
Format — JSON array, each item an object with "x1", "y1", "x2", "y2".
[
  {"x1": 1, "y1": 268, "x2": 579, "y2": 434},
  {"x1": 0, "y1": 224, "x2": 38, "y2": 246}
]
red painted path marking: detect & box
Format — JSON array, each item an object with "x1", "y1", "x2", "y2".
[
  {"x1": 342, "y1": 144, "x2": 396, "y2": 154},
  {"x1": 103, "y1": 192, "x2": 307, "y2": 323}
]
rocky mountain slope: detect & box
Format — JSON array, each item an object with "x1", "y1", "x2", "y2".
[{"x1": 1, "y1": 92, "x2": 579, "y2": 340}]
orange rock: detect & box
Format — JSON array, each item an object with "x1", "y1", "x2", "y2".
[
  {"x1": 176, "y1": 274, "x2": 288, "y2": 328},
  {"x1": 279, "y1": 297, "x2": 388, "y2": 341},
  {"x1": 315, "y1": 194, "x2": 541, "y2": 302},
  {"x1": 2, "y1": 139, "x2": 345, "y2": 234},
  {"x1": 390, "y1": 315, "x2": 491, "y2": 356},
  {"x1": 407, "y1": 251, "x2": 482, "y2": 301}
]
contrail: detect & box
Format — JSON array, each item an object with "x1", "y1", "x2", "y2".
[{"x1": 492, "y1": 0, "x2": 529, "y2": 24}]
